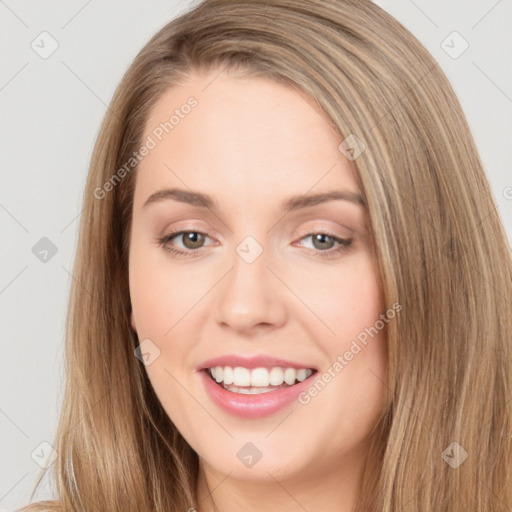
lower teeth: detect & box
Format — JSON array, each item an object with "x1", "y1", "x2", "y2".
[{"x1": 221, "y1": 382, "x2": 293, "y2": 394}]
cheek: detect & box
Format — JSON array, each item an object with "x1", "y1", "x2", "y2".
[
  {"x1": 129, "y1": 247, "x2": 201, "y2": 336},
  {"x1": 299, "y1": 254, "x2": 386, "y2": 399},
  {"x1": 301, "y1": 255, "x2": 382, "y2": 342},
  {"x1": 337, "y1": 271, "x2": 381, "y2": 338}
]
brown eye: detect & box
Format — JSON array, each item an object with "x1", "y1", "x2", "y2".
[
  {"x1": 311, "y1": 233, "x2": 336, "y2": 250},
  {"x1": 157, "y1": 230, "x2": 213, "y2": 257},
  {"x1": 180, "y1": 232, "x2": 206, "y2": 250},
  {"x1": 295, "y1": 231, "x2": 353, "y2": 259}
]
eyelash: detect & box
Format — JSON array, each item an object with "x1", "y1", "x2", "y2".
[{"x1": 156, "y1": 229, "x2": 353, "y2": 259}]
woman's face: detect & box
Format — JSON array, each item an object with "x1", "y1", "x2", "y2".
[{"x1": 129, "y1": 68, "x2": 387, "y2": 490}]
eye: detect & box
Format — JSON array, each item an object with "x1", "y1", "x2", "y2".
[
  {"x1": 157, "y1": 229, "x2": 213, "y2": 257},
  {"x1": 294, "y1": 231, "x2": 353, "y2": 258},
  {"x1": 156, "y1": 229, "x2": 353, "y2": 259}
]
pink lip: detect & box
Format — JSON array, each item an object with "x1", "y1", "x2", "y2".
[
  {"x1": 199, "y1": 369, "x2": 316, "y2": 419},
  {"x1": 196, "y1": 354, "x2": 317, "y2": 371}
]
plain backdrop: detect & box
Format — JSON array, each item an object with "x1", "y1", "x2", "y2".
[{"x1": 1, "y1": 0, "x2": 511, "y2": 509}]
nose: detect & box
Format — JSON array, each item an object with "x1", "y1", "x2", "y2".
[{"x1": 214, "y1": 240, "x2": 288, "y2": 335}]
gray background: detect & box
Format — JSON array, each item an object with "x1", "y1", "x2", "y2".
[{"x1": 1, "y1": 0, "x2": 511, "y2": 509}]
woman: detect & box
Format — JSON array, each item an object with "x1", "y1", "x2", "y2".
[{"x1": 21, "y1": 0, "x2": 512, "y2": 510}]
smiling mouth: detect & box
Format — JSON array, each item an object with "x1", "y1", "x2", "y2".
[{"x1": 204, "y1": 366, "x2": 317, "y2": 395}]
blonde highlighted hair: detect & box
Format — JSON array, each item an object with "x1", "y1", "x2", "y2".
[{"x1": 21, "y1": 0, "x2": 512, "y2": 510}]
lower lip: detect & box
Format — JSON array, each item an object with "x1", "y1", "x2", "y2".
[{"x1": 198, "y1": 369, "x2": 316, "y2": 419}]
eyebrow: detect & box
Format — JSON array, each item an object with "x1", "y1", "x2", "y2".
[{"x1": 142, "y1": 187, "x2": 364, "y2": 212}]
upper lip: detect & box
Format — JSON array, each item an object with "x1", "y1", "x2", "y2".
[{"x1": 197, "y1": 354, "x2": 318, "y2": 371}]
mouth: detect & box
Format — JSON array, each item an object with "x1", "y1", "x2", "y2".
[{"x1": 203, "y1": 365, "x2": 318, "y2": 395}]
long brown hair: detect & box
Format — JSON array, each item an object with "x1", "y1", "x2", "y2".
[{"x1": 20, "y1": 0, "x2": 512, "y2": 510}]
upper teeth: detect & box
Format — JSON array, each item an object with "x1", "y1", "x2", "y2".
[{"x1": 209, "y1": 366, "x2": 313, "y2": 387}]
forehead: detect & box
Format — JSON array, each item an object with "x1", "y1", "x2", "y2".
[{"x1": 133, "y1": 70, "x2": 360, "y2": 211}]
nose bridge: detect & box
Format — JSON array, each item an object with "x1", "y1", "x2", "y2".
[{"x1": 214, "y1": 232, "x2": 287, "y2": 332}]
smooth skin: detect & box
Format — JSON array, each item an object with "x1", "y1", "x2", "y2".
[{"x1": 129, "y1": 67, "x2": 387, "y2": 512}]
